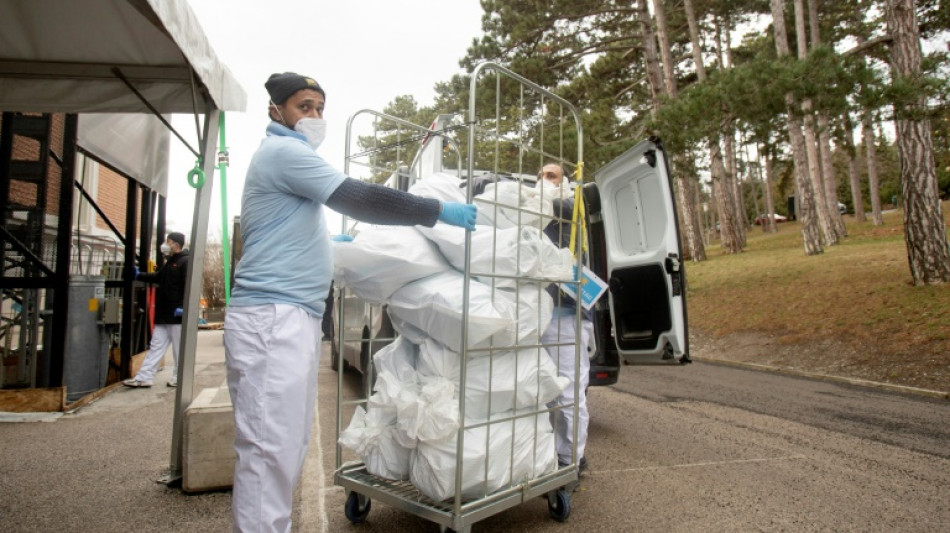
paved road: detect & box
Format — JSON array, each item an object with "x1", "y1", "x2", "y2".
[
  {"x1": 3, "y1": 335, "x2": 947, "y2": 532},
  {"x1": 315, "y1": 358, "x2": 950, "y2": 532}
]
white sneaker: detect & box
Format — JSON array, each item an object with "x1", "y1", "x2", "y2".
[
  {"x1": 167, "y1": 379, "x2": 177, "y2": 388},
  {"x1": 123, "y1": 378, "x2": 153, "y2": 388}
]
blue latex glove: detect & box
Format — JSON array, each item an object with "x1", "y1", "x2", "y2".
[
  {"x1": 438, "y1": 202, "x2": 477, "y2": 231},
  {"x1": 174, "y1": 308, "x2": 183, "y2": 317},
  {"x1": 331, "y1": 234, "x2": 354, "y2": 242},
  {"x1": 133, "y1": 266, "x2": 140, "y2": 280}
]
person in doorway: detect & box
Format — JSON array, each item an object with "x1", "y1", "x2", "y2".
[
  {"x1": 124, "y1": 232, "x2": 188, "y2": 388},
  {"x1": 224, "y1": 72, "x2": 476, "y2": 533},
  {"x1": 538, "y1": 162, "x2": 592, "y2": 481}
]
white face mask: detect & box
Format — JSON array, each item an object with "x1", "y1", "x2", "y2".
[
  {"x1": 540, "y1": 176, "x2": 571, "y2": 197},
  {"x1": 294, "y1": 118, "x2": 327, "y2": 150},
  {"x1": 160, "y1": 243, "x2": 171, "y2": 256}
]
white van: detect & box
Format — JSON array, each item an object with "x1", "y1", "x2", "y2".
[{"x1": 328, "y1": 113, "x2": 689, "y2": 389}]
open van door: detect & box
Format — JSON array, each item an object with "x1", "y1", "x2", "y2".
[{"x1": 588, "y1": 137, "x2": 689, "y2": 366}]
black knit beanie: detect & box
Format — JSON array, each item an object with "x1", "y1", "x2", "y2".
[
  {"x1": 265, "y1": 72, "x2": 325, "y2": 105},
  {"x1": 167, "y1": 232, "x2": 186, "y2": 248}
]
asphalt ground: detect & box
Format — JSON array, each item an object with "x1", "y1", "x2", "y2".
[{"x1": 2, "y1": 330, "x2": 948, "y2": 532}]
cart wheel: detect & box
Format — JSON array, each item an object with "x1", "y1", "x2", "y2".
[
  {"x1": 344, "y1": 491, "x2": 371, "y2": 524},
  {"x1": 547, "y1": 488, "x2": 571, "y2": 522}
]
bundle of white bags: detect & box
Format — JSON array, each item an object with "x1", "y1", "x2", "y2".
[{"x1": 335, "y1": 171, "x2": 575, "y2": 501}]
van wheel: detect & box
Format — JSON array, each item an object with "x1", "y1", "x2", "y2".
[
  {"x1": 360, "y1": 329, "x2": 375, "y2": 392},
  {"x1": 329, "y1": 339, "x2": 341, "y2": 372}
]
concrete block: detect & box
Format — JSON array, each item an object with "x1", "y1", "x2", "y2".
[{"x1": 182, "y1": 383, "x2": 235, "y2": 493}]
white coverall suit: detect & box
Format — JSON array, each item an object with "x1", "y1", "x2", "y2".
[{"x1": 542, "y1": 310, "x2": 592, "y2": 464}]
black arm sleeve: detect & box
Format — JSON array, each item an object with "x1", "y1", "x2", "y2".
[
  {"x1": 137, "y1": 266, "x2": 162, "y2": 284},
  {"x1": 325, "y1": 177, "x2": 442, "y2": 227}
]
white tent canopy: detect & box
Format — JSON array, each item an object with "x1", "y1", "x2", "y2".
[
  {"x1": 77, "y1": 113, "x2": 172, "y2": 194},
  {"x1": 0, "y1": 0, "x2": 247, "y2": 194},
  {"x1": 0, "y1": 0, "x2": 246, "y2": 481},
  {"x1": 0, "y1": 0, "x2": 246, "y2": 114}
]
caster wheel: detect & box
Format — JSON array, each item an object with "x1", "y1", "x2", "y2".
[
  {"x1": 548, "y1": 488, "x2": 571, "y2": 522},
  {"x1": 344, "y1": 491, "x2": 371, "y2": 524}
]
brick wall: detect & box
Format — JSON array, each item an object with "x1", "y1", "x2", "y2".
[
  {"x1": 5, "y1": 113, "x2": 64, "y2": 215},
  {"x1": 96, "y1": 165, "x2": 129, "y2": 234},
  {"x1": 2, "y1": 112, "x2": 143, "y2": 237}
]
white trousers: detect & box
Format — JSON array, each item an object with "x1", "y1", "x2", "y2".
[
  {"x1": 133, "y1": 323, "x2": 181, "y2": 382},
  {"x1": 224, "y1": 304, "x2": 320, "y2": 533},
  {"x1": 541, "y1": 313, "x2": 592, "y2": 464}
]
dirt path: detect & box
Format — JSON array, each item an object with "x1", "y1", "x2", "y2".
[{"x1": 688, "y1": 329, "x2": 950, "y2": 397}]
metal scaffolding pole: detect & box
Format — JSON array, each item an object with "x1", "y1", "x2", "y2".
[{"x1": 167, "y1": 107, "x2": 220, "y2": 483}]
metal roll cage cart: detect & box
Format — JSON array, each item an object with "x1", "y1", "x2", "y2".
[{"x1": 334, "y1": 62, "x2": 585, "y2": 532}]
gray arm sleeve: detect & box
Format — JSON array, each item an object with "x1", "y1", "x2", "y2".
[{"x1": 325, "y1": 177, "x2": 441, "y2": 227}]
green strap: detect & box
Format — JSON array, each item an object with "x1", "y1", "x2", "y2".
[
  {"x1": 187, "y1": 160, "x2": 206, "y2": 188},
  {"x1": 218, "y1": 112, "x2": 232, "y2": 306}
]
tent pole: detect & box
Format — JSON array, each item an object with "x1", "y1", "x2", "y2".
[
  {"x1": 218, "y1": 112, "x2": 231, "y2": 306},
  {"x1": 166, "y1": 107, "x2": 220, "y2": 484}
]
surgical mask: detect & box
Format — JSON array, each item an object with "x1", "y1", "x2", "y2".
[
  {"x1": 160, "y1": 243, "x2": 171, "y2": 256},
  {"x1": 295, "y1": 118, "x2": 327, "y2": 150},
  {"x1": 540, "y1": 176, "x2": 571, "y2": 197}
]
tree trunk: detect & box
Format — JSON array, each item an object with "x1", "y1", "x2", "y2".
[
  {"x1": 818, "y1": 114, "x2": 847, "y2": 238},
  {"x1": 885, "y1": 0, "x2": 950, "y2": 284},
  {"x1": 795, "y1": 0, "x2": 837, "y2": 246},
  {"x1": 635, "y1": 0, "x2": 665, "y2": 115},
  {"x1": 863, "y1": 111, "x2": 885, "y2": 225},
  {"x1": 723, "y1": 127, "x2": 746, "y2": 242},
  {"x1": 652, "y1": 0, "x2": 677, "y2": 96},
  {"x1": 744, "y1": 142, "x2": 763, "y2": 227},
  {"x1": 843, "y1": 114, "x2": 867, "y2": 222},
  {"x1": 715, "y1": 16, "x2": 747, "y2": 246},
  {"x1": 763, "y1": 146, "x2": 778, "y2": 233},
  {"x1": 802, "y1": 103, "x2": 837, "y2": 245},
  {"x1": 652, "y1": 0, "x2": 706, "y2": 261},
  {"x1": 684, "y1": 0, "x2": 741, "y2": 253},
  {"x1": 852, "y1": 25, "x2": 884, "y2": 226},
  {"x1": 807, "y1": 0, "x2": 847, "y2": 238},
  {"x1": 638, "y1": 0, "x2": 705, "y2": 261},
  {"x1": 772, "y1": 0, "x2": 822, "y2": 255}
]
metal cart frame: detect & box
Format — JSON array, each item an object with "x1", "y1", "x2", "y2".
[{"x1": 334, "y1": 62, "x2": 585, "y2": 533}]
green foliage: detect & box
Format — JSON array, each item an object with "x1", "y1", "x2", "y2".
[
  {"x1": 352, "y1": 95, "x2": 439, "y2": 183},
  {"x1": 366, "y1": 0, "x2": 950, "y2": 200},
  {"x1": 917, "y1": 0, "x2": 950, "y2": 38}
]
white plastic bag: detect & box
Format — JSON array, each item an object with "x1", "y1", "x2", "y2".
[
  {"x1": 338, "y1": 406, "x2": 412, "y2": 481},
  {"x1": 416, "y1": 225, "x2": 572, "y2": 289},
  {"x1": 407, "y1": 171, "x2": 466, "y2": 203},
  {"x1": 388, "y1": 312, "x2": 429, "y2": 345},
  {"x1": 416, "y1": 339, "x2": 568, "y2": 419},
  {"x1": 388, "y1": 271, "x2": 510, "y2": 351},
  {"x1": 474, "y1": 181, "x2": 554, "y2": 229},
  {"x1": 489, "y1": 282, "x2": 555, "y2": 348},
  {"x1": 372, "y1": 335, "x2": 418, "y2": 384},
  {"x1": 410, "y1": 411, "x2": 557, "y2": 501},
  {"x1": 391, "y1": 375, "x2": 460, "y2": 446},
  {"x1": 332, "y1": 225, "x2": 450, "y2": 303}
]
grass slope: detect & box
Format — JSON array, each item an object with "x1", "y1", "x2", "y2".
[{"x1": 687, "y1": 200, "x2": 950, "y2": 393}]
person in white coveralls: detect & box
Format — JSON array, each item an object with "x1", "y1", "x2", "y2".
[{"x1": 538, "y1": 162, "x2": 591, "y2": 480}]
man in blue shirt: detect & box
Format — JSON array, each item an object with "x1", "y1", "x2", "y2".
[{"x1": 224, "y1": 72, "x2": 475, "y2": 533}]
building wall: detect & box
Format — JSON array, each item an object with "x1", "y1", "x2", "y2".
[
  {"x1": 3, "y1": 112, "x2": 145, "y2": 246},
  {"x1": 5, "y1": 114, "x2": 64, "y2": 218},
  {"x1": 95, "y1": 165, "x2": 129, "y2": 234}
]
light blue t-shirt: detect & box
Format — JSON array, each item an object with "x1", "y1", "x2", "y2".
[{"x1": 229, "y1": 122, "x2": 346, "y2": 317}]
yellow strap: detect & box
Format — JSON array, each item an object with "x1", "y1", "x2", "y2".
[{"x1": 568, "y1": 162, "x2": 587, "y2": 257}]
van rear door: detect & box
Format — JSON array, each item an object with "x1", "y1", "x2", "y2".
[{"x1": 592, "y1": 137, "x2": 688, "y2": 365}]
